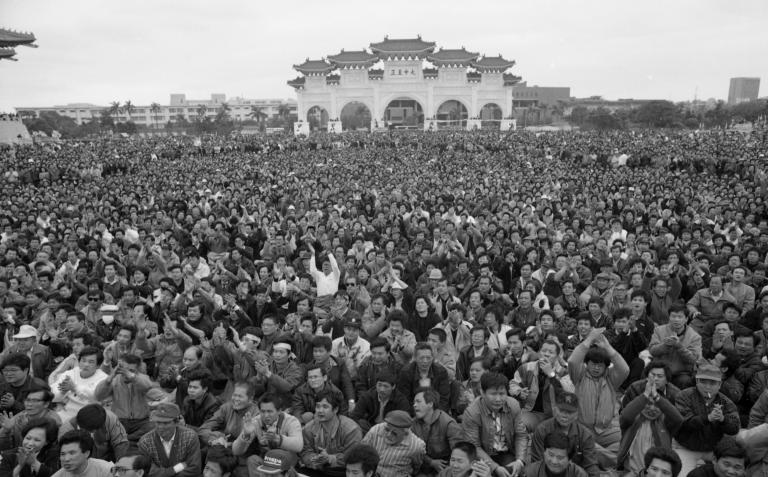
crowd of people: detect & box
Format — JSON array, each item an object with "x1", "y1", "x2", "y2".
[{"x1": 0, "y1": 126, "x2": 766, "y2": 477}]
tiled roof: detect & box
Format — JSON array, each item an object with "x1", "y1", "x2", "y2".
[
  {"x1": 0, "y1": 28, "x2": 36, "y2": 47},
  {"x1": 0, "y1": 48, "x2": 16, "y2": 60},
  {"x1": 472, "y1": 55, "x2": 515, "y2": 71},
  {"x1": 428, "y1": 48, "x2": 479, "y2": 64},
  {"x1": 287, "y1": 77, "x2": 306, "y2": 89},
  {"x1": 327, "y1": 50, "x2": 378, "y2": 63},
  {"x1": 369, "y1": 36, "x2": 435, "y2": 57},
  {"x1": 293, "y1": 59, "x2": 335, "y2": 74}
]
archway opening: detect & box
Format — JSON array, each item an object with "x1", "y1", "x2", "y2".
[
  {"x1": 340, "y1": 102, "x2": 372, "y2": 131},
  {"x1": 307, "y1": 106, "x2": 329, "y2": 131},
  {"x1": 436, "y1": 100, "x2": 468, "y2": 129},
  {"x1": 480, "y1": 103, "x2": 503, "y2": 130},
  {"x1": 384, "y1": 98, "x2": 424, "y2": 129}
]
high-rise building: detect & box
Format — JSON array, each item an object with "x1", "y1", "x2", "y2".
[{"x1": 728, "y1": 77, "x2": 760, "y2": 105}]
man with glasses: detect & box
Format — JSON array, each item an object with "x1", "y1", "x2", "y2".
[
  {"x1": 0, "y1": 389, "x2": 60, "y2": 450},
  {"x1": 673, "y1": 363, "x2": 739, "y2": 477},
  {"x1": 361, "y1": 410, "x2": 426, "y2": 477},
  {"x1": 110, "y1": 453, "x2": 152, "y2": 477},
  {"x1": 138, "y1": 402, "x2": 201, "y2": 477},
  {"x1": 0, "y1": 353, "x2": 49, "y2": 415}
]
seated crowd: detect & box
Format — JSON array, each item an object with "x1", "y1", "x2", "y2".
[{"x1": 0, "y1": 128, "x2": 767, "y2": 477}]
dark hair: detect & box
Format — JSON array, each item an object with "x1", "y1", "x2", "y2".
[
  {"x1": 187, "y1": 368, "x2": 213, "y2": 390},
  {"x1": 259, "y1": 393, "x2": 284, "y2": 410},
  {"x1": 305, "y1": 363, "x2": 327, "y2": 377},
  {"x1": 125, "y1": 453, "x2": 153, "y2": 474},
  {"x1": 644, "y1": 360, "x2": 672, "y2": 381},
  {"x1": 428, "y1": 327, "x2": 447, "y2": 343},
  {"x1": 376, "y1": 368, "x2": 397, "y2": 385},
  {"x1": 58, "y1": 429, "x2": 94, "y2": 455},
  {"x1": 452, "y1": 441, "x2": 478, "y2": 461},
  {"x1": 584, "y1": 347, "x2": 610, "y2": 366},
  {"x1": 21, "y1": 417, "x2": 59, "y2": 449},
  {"x1": 78, "y1": 346, "x2": 104, "y2": 365},
  {"x1": 344, "y1": 444, "x2": 380, "y2": 474},
  {"x1": 644, "y1": 446, "x2": 683, "y2": 477},
  {"x1": 543, "y1": 432, "x2": 570, "y2": 452},
  {"x1": 205, "y1": 446, "x2": 238, "y2": 473},
  {"x1": 388, "y1": 309, "x2": 408, "y2": 325},
  {"x1": 480, "y1": 372, "x2": 508, "y2": 392},
  {"x1": 414, "y1": 342, "x2": 434, "y2": 356},
  {"x1": 713, "y1": 436, "x2": 747, "y2": 461},
  {"x1": 540, "y1": 338, "x2": 562, "y2": 355},
  {"x1": 1, "y1": 353, "x2": 30, "y2": 371},
  {"x1": 369, "y1": 336, "x2": 391, "y2": 352},
  {"x1": 118, "y1": 324, "x2": 137, "y2": 340},
  {"x1": 315, "y1": 390, "x2": 342, "y2": 411},
  {"x1": 312, "y1": 335, "x2": 333, "y2": 351},
  {"x1": 121, "y1": 354, "x2": 142, "y2": 367},
  {"x1": 415, "y1": 387, "x2": 440, "y2": 408},
  {"x1": 26, "y1": 388, "x2": 54, "y2": 403}
]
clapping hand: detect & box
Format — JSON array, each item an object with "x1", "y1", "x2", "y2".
[
  {"x1": 59, "y1": 376, "x2": 76, "y2": 394},
  {"x1": 0, "y1": 411, "x2": 13, "y2": 431}
]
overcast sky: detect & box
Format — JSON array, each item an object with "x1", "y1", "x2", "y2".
[{"x1": 1, "y1": 0, "x2": 766, "y2": 111}]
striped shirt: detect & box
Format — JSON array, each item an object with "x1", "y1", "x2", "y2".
[{"x1": 362, "y1": 423, "x2": 426, "y2": 477}]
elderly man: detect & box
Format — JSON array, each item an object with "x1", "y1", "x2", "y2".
[
  {"x1": 362, "y1": 410, "x2": 426, "y2": 477},
  {"x1": 138, "y1": 402, "x2": 201, "y2": 477},
  {"x1": 0, "y1": 325, "x2": 53, "y2": 379}
]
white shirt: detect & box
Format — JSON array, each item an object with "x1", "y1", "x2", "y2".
[
  {"x1": 309, "y1": 253, "x2": 340, "y2": 297},
  {"x1": 51, "y1": 367, "x2": 109, "y2": 423}
]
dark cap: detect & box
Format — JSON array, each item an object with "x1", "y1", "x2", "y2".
[
  {"x1": 150, "y1": 402, "x2": 180, "y2": 422},
  {"x1": 256, "y1": 449, "x2": 298, "y2": 475},
  {"x1": 343, "y1": 317, "x2": 362, "y2": 329},
  {"x1": 555, "y1": 391, "x2": 579, "y2": 411},
  {"x1": 384, "y1": 410, "x2": 413, "y2": 428}
]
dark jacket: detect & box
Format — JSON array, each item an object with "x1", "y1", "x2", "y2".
[
  {"x1": 456, "y1": 345, "x2": 496, "y2": 382},
  {"x1": 181, "y1": 392, "x2": 221, "y2": 429},
  {"x1": 349, "y1": 388, "x2": 411, "y2": 433},
  {"x1": 0, "y1": 343, "x2": 53, "y2": 381},
  {"x1": 674, "y1": 388, "x2": 739, "y2": 451},
  {"x1": 312, "y1": 356, "x2": 354, "y2": 402},
  {"x1": 397, "y1": 362, "x2": 451, "y2": 411},
  {"x1": 292, "y1": 382, "x2": 347, "y2": 419},
  {"x1": 355, "y1": 355, "x2": 402, "y2": 397},
  {"x1": 531, "y1": 418, "x2": 599, "y2": 477},
  {"x1": 525, "y1": 461, "x2": 588, "y2": 477},
  {"x1": 411, "y1": 409, "x2": 464, "y2": 462},
  {"x1": 138, "y1": 426, "x2": 201, "y2": 477},
  {"x1": 0, "y1": 446, "x2": 59, "y2": 477},
  {"x1": 0, "y1": 375, "x2": 50, "y2": 414}
]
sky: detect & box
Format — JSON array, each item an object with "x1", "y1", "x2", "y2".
[{"x1": 1, "y1": 0, "x2": 766, "y2": 111}]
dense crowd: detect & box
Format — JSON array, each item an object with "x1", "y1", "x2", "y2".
[{"x1": 0, "y1": 127, "x2": 767, "y2": 477}]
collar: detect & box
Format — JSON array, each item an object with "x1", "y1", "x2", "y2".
[{"x1": 159, "y1": 429, "x2": 177, "y2": 444}]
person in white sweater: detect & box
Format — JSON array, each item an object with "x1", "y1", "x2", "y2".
[{"x1": 50, "y1": 346, "x2": 109, "y2": 422}]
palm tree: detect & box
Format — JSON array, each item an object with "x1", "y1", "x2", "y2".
[
  {"x1": 150, "y1": 102, "x2": 161, "y2": 129},
  {"x1": 108, "y1": 101, "x2": 121, "y2": 123},
  {"x1": 277, "y1": 104, "x2": 291, "y2": 119},
  {"x1": 196, "y1": 104, "x2": 208, "y2": 122},
  {"x1": 249, "y1": 106, "x2": 267, "y2": 126},
  {"x1": 122, "y1": 100, "x2": 135, "y2": 123},
  {"x1": 216, "y1": 102, "x2": 231, "y2": 123}
]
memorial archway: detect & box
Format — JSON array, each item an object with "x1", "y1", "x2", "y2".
[
  {"x1": 480, "y1": 103, "x2": 503, "y2": 129},
  {"x1": 306, "y1": 106, "x2": 329, "y2": 131},
  {"x1": 436, "y1": 100, "x2": 468, "y2": 129},
  {"x1": 340, "y1": 102, "x2": 372, "y2": 131},
  {"x1": 384, "y1": 98, "x2": 424, "y2": 128}
]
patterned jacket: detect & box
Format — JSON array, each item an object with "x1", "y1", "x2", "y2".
[{"x1": 138, "y1": 426, "x2": 201, "y2": 477}]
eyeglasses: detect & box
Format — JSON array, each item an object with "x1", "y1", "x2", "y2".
[
  {"x1": 88, "y1": 297, "x2": 101, "y2": 302},
  {"x1": 345, "y1": 283, "x2": 356, "y2": 287},
  {"x1": 110, "y1": 467, "x2": 131, "y2": 476}
]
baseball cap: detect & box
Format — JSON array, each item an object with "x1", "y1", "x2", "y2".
[
  {"x1": 150, "y1": 402, "x2": 180, "y2": 422},
  {"x1": 256, "y1": 450, "x2": 298, "y2": 475}
]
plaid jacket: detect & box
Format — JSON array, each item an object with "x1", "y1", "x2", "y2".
[{"x1": 138, "y1": 426, "x2": 201, "y2": 477}]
